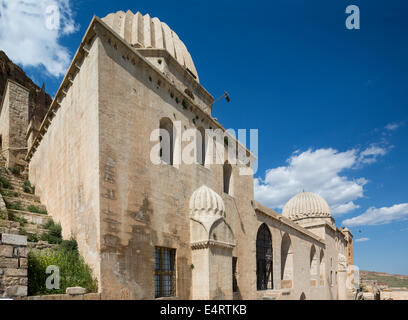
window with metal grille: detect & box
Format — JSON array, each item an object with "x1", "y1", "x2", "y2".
[
  {"x1": 154, "y1": 247, "x2": 176, "y2": 298},
  {"x1": 232, "y1": 257, "x2": 238, "y2": 292},
  {"x1": 256, "y1": 223, "x2": 273, "y2": 290}
]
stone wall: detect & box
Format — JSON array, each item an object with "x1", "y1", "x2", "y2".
[
  {"x1": 28, "y1": 34, "x2": 101, "y2": 285},
  {"x1": 0, "y1": 233, "x2": 28, "y2": 299},
  {"x1": 0, "y1": 80, "x2": 29, "y2": 169}
]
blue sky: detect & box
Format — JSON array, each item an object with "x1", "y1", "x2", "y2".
[{"x1": 0, "y1": 0, "x2": 407, "y2": 274}]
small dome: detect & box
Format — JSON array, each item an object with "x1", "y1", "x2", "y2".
[
  {"x1": 189, "y1": 185, "x2": 225, "y2": 217},
  {"x1": 102, "y1": 10, "x2": 199, "y2": 81},
  {"x1": 282, "y1": 192, "x2": 331, "y2": 221}
]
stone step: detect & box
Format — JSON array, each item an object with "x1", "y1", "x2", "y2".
[
  {"x1": 7, "y1": 209, "x2": 51, "y2": 226},
  {"x1": 24, "y1": 223, "x2": 47, "y2": 236},
  {"x1": 2, "y1": 193, "x2": 42, "y2": 205},
  {"x1": 0, "y1": 219, "x2": 21, "y2": 235},
  {"x1": 0, "y1": 188, "x2": 40, "y2": 202},
  {"x1": 3, "y1": 196, "x2": 46, "y2": 213},
  {"x1": 0, "y1": 177, "x2": 30, "y2": 190}
]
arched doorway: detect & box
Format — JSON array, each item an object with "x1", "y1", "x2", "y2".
[
  {"x1": 256, "y1": 223, "x2": 273, "y2": 290},
  {"x1": 300, "y1": 292, "x2": 306, "y2": 300}
]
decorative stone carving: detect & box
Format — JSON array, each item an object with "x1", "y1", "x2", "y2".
[
  {"x1": 338, "y1": 253, "x2": 347, "y2": 272},
  {"x1": 189, "y1": 185, "x2": 235, "y2": 300},
  {"x1": 189, "y1": 185, "x2": 234, "y2": 248}
]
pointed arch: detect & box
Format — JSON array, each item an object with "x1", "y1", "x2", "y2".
[
  {"x1": 223, "y1": 161, "x2": 233, "y2": 195},
  {"x1": 319, "y1": 249, "x2": 325, "y2": 286},
  {"x1": 256, "y1": 223, "x2": 273, "y2": 290},
  {"x1": 159, "y1": 117, "x2": 174, "y2": 165},
  {"x1": 280, "y1": 233, "x2": 294, "y2": 288},
  {"x1": 196, "y1": 127, "x2": 207, "y2": 165},
  {"x1": 310, "y1": 245, "x2": 318, "y2": 287}
]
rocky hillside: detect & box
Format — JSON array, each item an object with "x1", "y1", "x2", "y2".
[
  {"x1": 361, "y1": 270, "x2": 408, "y2": 288},
  {"x1": 0, "y1": 50, "x2": 51, "y2": 122}
]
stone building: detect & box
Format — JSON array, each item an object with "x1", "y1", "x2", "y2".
[{"x1": 0, "y1": 10, "x2": 356, "y2": 300}]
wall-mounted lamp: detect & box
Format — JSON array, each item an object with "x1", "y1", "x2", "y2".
[{"x1": 212, "y1": 91, "x2": 230, "y2": 108}]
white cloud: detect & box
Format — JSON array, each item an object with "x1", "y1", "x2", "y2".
[
  {"x1": 357, "y1": 145, "x2": 388, "y2": 165},
  {"x1": 385, "y1": 122, "x2": 402, "y2": 131},
  {"x1": 343, "y1": 203, "x2": 408, "y2": 227},
  {"x1": 0, "y1": 0, "x2": 78, "y2": 77},
  {"x1": 355, "y1": 237, "x2": 370, "y2": 243},
  {"x1": 254, "y1": 145, "x2": 389, "y2": 216}
]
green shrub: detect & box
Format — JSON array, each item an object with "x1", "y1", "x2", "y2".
[
  {"x1": 28, "y1": 247, "x2": 98, "y2": 296},
  {"x1": 5, "y1": 200, "x2": 23, "y2": 211},
  {"x1": 9, "y1": 212, "x2": 28, "y2": 226},
  {"x1": 41, "y1": 220, "x2": 62, "y2": 244},
  {"x1": 19, "y1": 227, "x2": 26, "y2": 235},
  {"x1": 1, "y1": 190, "x2": 19, "y2": 197},
  {"x1": 22, "y1": 181, "x2": 35, "y2": 194},
  {"x1": 0, "y1": 176, "x2": 13, "y2": 189},
  {"x1": 28, "y1": 233, "x2": 39, "y2": 243},
  {"x1": 0, "y1": 210, "x2": 7, "y2": 220},
  {"x1": 10, "y1": 166, "x2": 20, "y2": 175},
  {"x1": 27, "y1": 205, "x2": 47, "y2": 215},
  {"x1": 59, "y1": 238, "x2": 78, "y2": 252}
]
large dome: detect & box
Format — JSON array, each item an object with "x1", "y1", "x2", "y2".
[
  {"x1": 282, "y1": 192, "x2": 331, "y2": 221},
  {"x1": 102, "y1": 10, "x2": 199, "y2": 81}
]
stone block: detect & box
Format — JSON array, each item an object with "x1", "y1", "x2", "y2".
[
  {"x1": 1, "y1": 234, "x2": 27, "y2": 246},
  {"x1": 4, "y1": 268, "x2": 27, "y2": 277},
  {"x1": 19, "y1": 257, "x2": 28, "y2": 268},
  {"x1": 3, "y1": 285, "x2": 27, "y2": 297},
  {"x1": 66, "y1": 286, "x2": 87, "y2": 295},
  {"x1": 62, "y1": 293, "x2": 84, "y2": 300},
  {"x1": 84, "y1": 293, "x2": 101, "y2": 300},
  {"x1": 0, "y1": 257, "x2": 18, "y2": 268},
  {"x1": 0, "y1": 245, "x2": 13, "y2": 257},
  {"x1": 41, "y1": 294, "x2": 63, "y2": 300},
  {"x1": 13, "y1": 247, "x2": 28, "y2": 258}
]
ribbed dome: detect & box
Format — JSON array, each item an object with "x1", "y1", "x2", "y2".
[
  {"x1": 282, "y1": 192, "x2": 331, "y2": 221},
  {"x1": 102, "y1": 10, "x2": 199, "y2": 81},
  {"x1": 189, "y1": 185, "x2": 225, "y2": 217}
]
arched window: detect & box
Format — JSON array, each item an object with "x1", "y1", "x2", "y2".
[
  {"x1": 281, "y1": 233, "x2": 293, "y2": 288},
  {"x1": 256, "y1": 223, "x2": 273, "y2": 290},
  {"x1": 196, "y1": 127, "x2": 206, "y2": 165},
  {"x1": 310, "y1": 245, "x2": 318, "y2": 287},
  {"x1": 320, "y1": 249, "x2": 325, "y2": 286},
  {"x1": 223, "y1": 161, "x2": 232, "y2": 195},
  {"x1": 159, "y1": 118, "x2": 174, "y2": 165}
]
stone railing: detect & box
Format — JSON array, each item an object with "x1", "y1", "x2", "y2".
[{"x1": 0, "y1": 233, "x2": 28, "y2": 299}]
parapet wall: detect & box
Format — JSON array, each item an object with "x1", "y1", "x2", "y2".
[
  {"x1": 0, "y1": 233, "x2": 28, "y2": 299},
  {"x1": 26, "y1": 293, "x2": 101, "y2": 300}
]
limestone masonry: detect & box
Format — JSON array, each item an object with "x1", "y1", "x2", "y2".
[{"x1": 0, "y1": 10, "x2": 358, "y2": 300}]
